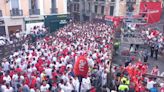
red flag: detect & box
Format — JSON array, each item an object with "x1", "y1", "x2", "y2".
[{"x1": 73, "y1": 55, "x2": 89, "y2": 78}]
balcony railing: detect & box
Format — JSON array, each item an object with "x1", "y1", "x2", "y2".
[
  {"x1": 0, "y1": 10, "x2": 2, "y2": 17},
  {"x1": 51, "y1": 8, "x2": 58, "y2": 14},
  {"x1": 10, "y1": 9, "x2": 23, "y2": 16},
  {"x1": 29, "y1": 9, "x2": 40, "y2": 15},
  {"x1": 94, "y1": 0, "x2": 106, "y2": 4}
]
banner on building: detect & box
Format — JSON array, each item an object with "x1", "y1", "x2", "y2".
[{"x1": 140, "y1": 2, "x2": 162, "y2": 24}]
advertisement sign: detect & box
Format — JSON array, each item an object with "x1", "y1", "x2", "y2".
[{"x1": 140, "y1": 2, "x2": 162, "y2": 24}]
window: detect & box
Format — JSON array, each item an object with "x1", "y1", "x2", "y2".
[
  {"x1": 110, "y1": 6, "x2": 114, "y2": 16},
  {"x1": 101, "y1": 6, "x2": 104, "y2": 14},
  {"x1": 30, "y1": 0, "x2": 38, "y2": 9},
  {"x1": 77, "y1": 4, "x2": 79, "y2": 12},
  {"x1": 88, "y1": 3, "x2": 91, "y2": 11},
  {"x1": 111, "y1": 0, "x2": 115, "y2": 2},
  {"x1": 74, "y1": 4, "x2": 79, "y2": 12},
  {"x1": 51, "y1": 0, "x2": 56, "y2": 8},
  {"x1": 74, "y1": 4, "x2": 76, "y2": 11},
  {"x1": 11, "y1": 0, "x2": 19, "y2": 9},
  {"x1": 95, "y1": 5, "x2": 98, "y2": 13}
]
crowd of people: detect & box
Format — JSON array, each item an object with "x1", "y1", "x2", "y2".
[
  {"x1": 141, "y1": 27, "x2": 164, "y2": 59},
  {"x1": 1, "y1": 25, "x2": 47, "y2": 45},
  {"x1": 28, "y1": 26, "x2": 48, "y2": 43},
  {"x1": 110, "y1": 60, "x2": 164, "y2": 92},
  {"x1": 0, "y1": 21, "x2": 163, "y2": 92},
  {"x1": 0, "y1": 22, "x2": 115, "y2": 92}
]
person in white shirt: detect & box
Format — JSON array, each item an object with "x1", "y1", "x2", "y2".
[
  {"x1": 59, "y1": 79, "x2": 70, "y2": 92},
  {"x1": 82, "y1": 77, "x2": 91, "y2": 91},
  {"x1": 3, "y1": 74, "x2": 11, "y2": 84},
  {"x1": 102, "y1": 70, "x2": 107, "y2": 86},
  {"x1": 1, "y1": 83, "x2": 13, "y2": 92},
  {"x1": 40, "y1": 81, "x2": 50, "y2": 92},
  {"x1": 146, "y1": 78, "x2": 157, "y2": 90},
  {"x1": 87, "y1": 57, "x2": 94, "y2": 68},
  {"x1": 2, "y1": 60, "x2": 10, "y2": 72},
  {"x1": 45, "y1": 66, "x2": 52, "y2": 79}
]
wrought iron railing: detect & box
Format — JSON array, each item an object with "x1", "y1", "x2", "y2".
[
  {"x1": 10, "y1": 9, "x2": 23, "y2": 16},
  {"x1": 51, "y1": 8, "x2": 58, "y2": 14},
  {"x1": 29, "y1": 9, "x2": 40, "y2": 15}
]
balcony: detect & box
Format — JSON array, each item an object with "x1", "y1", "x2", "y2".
[
  {"x1": 51, "y1": 8, "x2": 58, "y2": 14},
  {"x1": 94, "y1": 0, "x2": 106, "y2": 5},
  {"x1": 0, "y1": 10, "x2": 2, "y2": 17},
  {"x1": 10, "y1": 9, "x2": 23, "y2": 16},
  {"x1": 29, "y1": 9, "x2": 40, "y2": 15},
  {"x1": 126, "y1": 0, "x2": 136, "y2": 2}
]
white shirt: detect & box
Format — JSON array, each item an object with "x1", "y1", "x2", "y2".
[
  {"x1": 15, "y1": 58, "x2": 21, "y2": 65},
  {"x1": 12, "y1": 74, "x2": 18, "y2": 80},
  {"x1": 2, "y1": 62, "x2": 10, "y2": 71},
  {"x1": 1, "y1": 85, "x2": 13, "y2": 92},
  {"x1": 146, "y1": 80, "x2": 156, "y2": 89},
  {"x1": 40, "y1": 84, "x2": 50, "y2": 92},
  {"x1": 102, "y1": 72, "x2": 107, "y2": 86},
  {"x1": 64, "y1": 55, "x2": 70, "y2": 63},
  {"x1": 45, "y1": 68, "x2": 52, "y2": 78},
  {"x1": 3, "y1": 75, "x2": 11, "y2": 83},
  {"x1": 82, "y1": 77, "x2": 91, "y2": 91},
  {"x1": 92, "y1": 53, "x2": 97, "y2": 60},
  {"x1": 87, "y1": 58, "x2": 94, "y2": 67},
  {"x1": 59, "y1": 83, "x2": 71, "y2": 92},
  {"x1": 66, "y1": 64, "x2": 73, "y2": 69}
]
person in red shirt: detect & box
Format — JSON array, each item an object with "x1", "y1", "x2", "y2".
[
  {"x1": 29, "y1": 76, "x2": 37, "y2": 88},
  {"x1": 151, "y1": 65, "x2": 160, "y2": 76},
  {"x1": 15, "y1": 66, "x2": 22, "y2": 74},
  {"x1": 0, "y1": 71, "x2": 4, "y2": 85},
  {"x1": 32, "y1": 49, "x2": 37, "y2": 56}
]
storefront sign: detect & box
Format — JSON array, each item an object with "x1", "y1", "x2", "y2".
[{"x1": 59, "y1": 20, "x2": 67, "y2": 24}]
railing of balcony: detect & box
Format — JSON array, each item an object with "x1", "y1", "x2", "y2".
[
  {"x1": 10, "y1": 9, "x2": 23, "y2": 16},
  {"x1": 29, "y1": 9, "x2": 40, "y2": 15},
  {"x1": 0, "y1": 10, "x2": 2, "y2": 17},
  {"x1": 95, "y1": 0, "x2": 106, "y2": 4},
  {"x1": 51, "y1": 8, "x2": 58, "y2": 14}
]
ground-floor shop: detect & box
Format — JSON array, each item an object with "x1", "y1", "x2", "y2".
[{"x1": 44, "y1": 14, "x2": 69, "y2": 32}]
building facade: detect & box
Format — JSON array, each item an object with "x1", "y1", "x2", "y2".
[
  {"x1": 68, "y1": 0, "x2": 127, "y2": 21},
  {"x1": 69, "y1": 0, "x2": 161, "y2": 21},
  {"x1": 0, "y1": 0, "x2": 67, "y2": 39}
]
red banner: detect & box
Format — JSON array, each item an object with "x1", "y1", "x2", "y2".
[
  {"x1": 105, "y1": 16, "x2": 123, "y2": 27},
  {"x1": 140, "y1": 2, "x2": 162, "y2": 24},
  {"x1": 73, "y1": 55, "x2": 89, "y2": 78}
]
